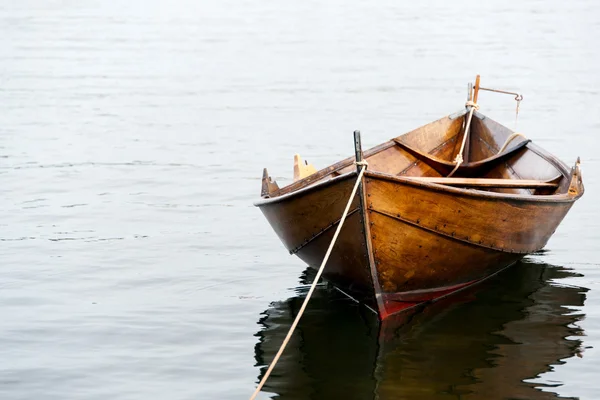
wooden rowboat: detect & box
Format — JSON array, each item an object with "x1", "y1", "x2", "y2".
[{"x1": 255, "y1": 77, "x2": 584, "y2": 319}]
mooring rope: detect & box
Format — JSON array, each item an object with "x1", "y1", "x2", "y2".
[
  {"x1": 249, "y1": 161, "x2": 368, "y2": 400},
  {"x1": 497, "y1": 132, "x2": 527, "y2": 154},
  {"x1": 448, "y1": 101, "x2": 479, "y2": 177}
]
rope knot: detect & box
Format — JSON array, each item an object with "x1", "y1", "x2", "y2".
[
  {"x1": 453, "y1": 153, "x2": 463, "y2": 165},
  {"x1": 465, "y1": 100, "x2": 480, "y2": 110},
  {"x1": 355, "y1": 160, "x2": 369, "y2": 167}
]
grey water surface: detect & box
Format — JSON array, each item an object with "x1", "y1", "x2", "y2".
[{"x1": 1, "y1": 1, "x2": 599, "y2": 399}]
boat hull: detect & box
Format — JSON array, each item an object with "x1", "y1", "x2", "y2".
[{"x1": 256, "y1": 168, "x2": 578, "y2": 319}]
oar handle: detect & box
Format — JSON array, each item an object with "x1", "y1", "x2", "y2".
[{"x1": 473, "y1": 74, "x2": 481, "y2": 103}]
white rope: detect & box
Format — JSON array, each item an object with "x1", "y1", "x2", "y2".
[
  {"x1": 448, "y1": 101, "x2": 478, "y2": 177},
  {"x1": 249, "y1": 162, "x2": 369, "y2": 400},
  {"x1": 497, "y1": 132, "x2": 527, "y2": 154}
]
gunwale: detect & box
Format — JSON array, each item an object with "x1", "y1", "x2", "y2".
[
  {"x1": 364, "y1": 170, "x2": 580, "y2": 203},
  {"x1": 255, "y1": 157, "x2": 581, "y2": 208}
]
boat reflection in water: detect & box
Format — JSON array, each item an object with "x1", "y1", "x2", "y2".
[{"x1": 254, "y1": 259, "x2": 587, "y2": 399}]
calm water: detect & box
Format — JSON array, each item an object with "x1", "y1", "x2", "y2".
[{"x1": 1, "y1": 1, "x2": 599, "y2": 399}]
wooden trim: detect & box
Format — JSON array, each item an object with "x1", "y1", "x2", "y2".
[
  {"x1": 403, "y1": 177, "x2": 559, "y2": 189},
  {"x1": 364, "y1": 170, "x2": 579, "y2": 204},
  {"x1": 254, "y1": 171, "x2": 355, "y2": 206},
  {"x1": 256, "y1": 167, "x2": 578, "y2": 208}
]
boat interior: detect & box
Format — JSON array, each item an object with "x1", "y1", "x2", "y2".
[{"x1": 261, "y1": 109, "x2": 577, "y2": 199}]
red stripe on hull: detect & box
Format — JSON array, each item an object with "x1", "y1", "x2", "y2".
[{"x1": 378, "y1": 263, "x2": 516, "y2": 319}]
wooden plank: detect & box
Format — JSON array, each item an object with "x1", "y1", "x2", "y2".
[
  {"x1": 473, "y1": 74, "x2": 481, "y2": 103},
  {"x1": 365, "y1": 175, "x2": 573, "y2": 253},
  {"x1": 368, "y1": 210, "x2": 522, "y2": 294},
  {"x1": 404, "y1": 177, "x2": 558, "y2": 188}
]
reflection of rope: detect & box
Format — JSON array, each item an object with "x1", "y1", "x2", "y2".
[
  {"x1": 448, "y1": 101, "x2": 479, "y2": 177},
  {"x1": 497, "y1": 132, "x2": 527, "y2": 154},
  {"x1": 249, "y1": 162, "x2": 369, "y2": 400}
]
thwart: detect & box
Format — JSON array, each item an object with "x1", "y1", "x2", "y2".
[{"x1": 254, "y1": 76, "x2": 584, "y2": 320}]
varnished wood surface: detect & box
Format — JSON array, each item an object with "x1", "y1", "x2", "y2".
[
  {"x1": 258, "y1": 174, "x2": 360, "y2": 252},
  {"x1": 404, "y1": 177, "x2": 559, "y2": 188},
  {"x1": 473, "y1": 74, "x2": 481, "y2": 103},
  {"x1": 257, "y1": 173, "x2": 375, "y2": 307},
  {"x1": 393, "y1": 136, "x2": 531, "y2": 176},
  {"x1": 365, "y1": 175, "x2": 574, "y2": 253},
  {"x1": 394, "y1": 114, "x2": 464, "y2": 158},
  {"x1": 256, "y1": 108, "x2": 584, "y2": 319},
  {"x1": 295, "y1": 210, "x2": 375, "y2": 307},
  {"x1": 366, "y1": 170, "x2": 579, "y2": 203},
  {"x1": 368, "y1": 209, "x2": 521, "y2": 296}
]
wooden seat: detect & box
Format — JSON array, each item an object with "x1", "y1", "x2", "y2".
[
  {"x1": 405, "y1": 177, "x2": 559, "y2": 189},
  {"x1": 393, "y1": 138, "x2": 531, "y2": 176}
]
